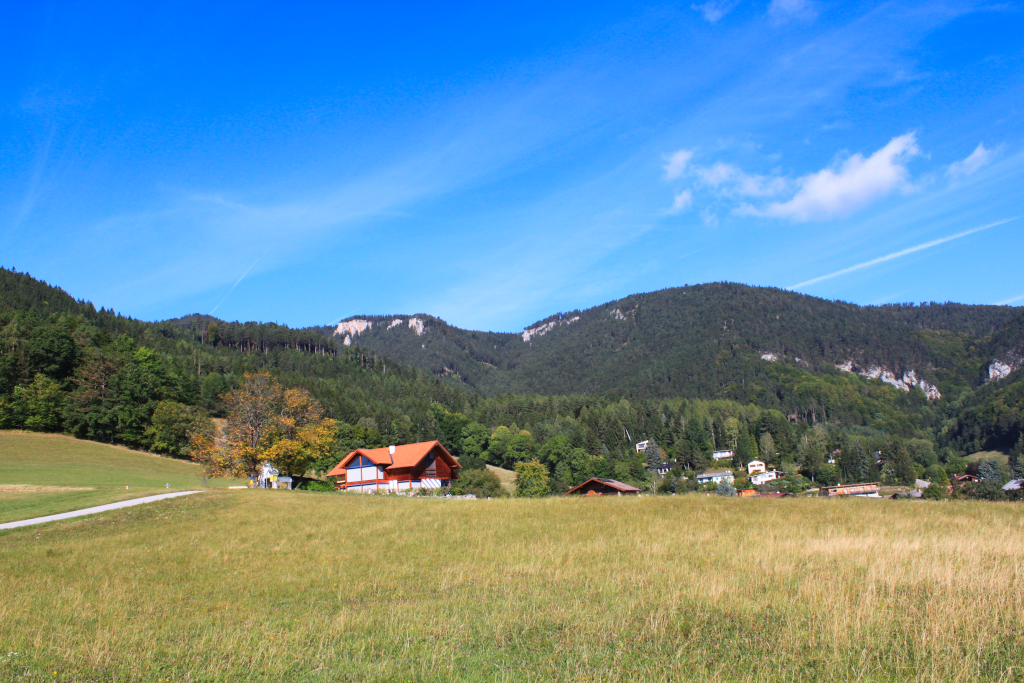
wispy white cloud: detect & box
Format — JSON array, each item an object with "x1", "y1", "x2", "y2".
[
  {"x1": 769, "y1": 0, "x2": 817, "y2": 22},
  {"x1": 695, "y1": 162, "x2": 789, "y2": 197},
  {"x1": 760, "y1": 133, "x2": 920, "y2": 220},
  {"x1": 789, "y1": 217, "x2": 1018, "y2": 290},
  {"x1": 700, "y1": 207, "x2": 719, "y2": 227},
  {"x1": 691, "y1": 1, "x2": 739, "y2": 23},
  {"x1": 662, "y1": 151, "x2": 789, "y2": 214},
  {"x1": 663, "y1": 149, "x2": 694, "y2": 180},
  {"x1": 947, "y1": 143, "x2": 992, "y2": 179},
  {"x1": 667, "y1": 190, "x2": 693, "y2": 214}
]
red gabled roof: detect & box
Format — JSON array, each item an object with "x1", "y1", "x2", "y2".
[
  {"x1": 325, "y1": 441, "x2": 460, "y2": 477},
  {"x1": 564, "y1": 477, "x2": 641, "y2": 495}
]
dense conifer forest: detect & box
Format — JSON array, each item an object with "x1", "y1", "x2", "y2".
[{"x1": 2, "y1": 267, "x2": 1023, "y2": 492}]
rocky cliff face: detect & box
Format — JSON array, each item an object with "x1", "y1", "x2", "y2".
[
  {"x1": 334, "y1": 319, "x2": 374, "y2": 346},
  {"x1": 835, "y1": 361, "x2": 941, "y2": 400},
  {"x1": 334, "y1": 316, "x2": 430, "y2": 346},
  {"x1": 522, "y1": 315, "x2": 579, "y2": 342},
  {"x1": 986, "y1": 352, "x2": 1023, "y2": 383}
]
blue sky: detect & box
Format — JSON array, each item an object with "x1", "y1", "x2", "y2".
[{"x1": 2, "y1": 1, "x2": 1022, "y2": 332}]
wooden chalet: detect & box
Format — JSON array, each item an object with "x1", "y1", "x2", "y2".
[
  {"x1": 819, "y1": 482, "x2": 880, "y2": 497},
  {"x1": 565, "y1": 477, "x2": 641, "y2": 496},
  {"x1": 326, "y1": 441, "x2": 461, "y2": 493}
]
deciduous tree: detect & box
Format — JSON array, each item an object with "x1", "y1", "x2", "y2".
[
  {"x1": 514, "y1": 460, "x2": 550, "y2": 497},
  {"x1": 190, "y1": 372, "x2": 336, "y2": 479}
]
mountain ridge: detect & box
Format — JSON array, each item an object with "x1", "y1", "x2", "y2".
[{"x1": 317, "y1": 283, "x2": 1022, "y2": 401}]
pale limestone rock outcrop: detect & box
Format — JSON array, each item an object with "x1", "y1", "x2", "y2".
[
  {"x1": 522, "y1": 315, "x2": 579, "y2": 342},
  {"x1": 836, "y1": 361, "x2": 941, "y2": 400}
]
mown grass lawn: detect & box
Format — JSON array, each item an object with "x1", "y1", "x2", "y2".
[
  {"x1": 0, "y1": 431, "x2": 245, "y2": 522},
  {"x1": 2, "y1": 490, "x2": 1023, "y2": 682},
  {"x1": 0, "y1": 487, "x2": 160, "y2": 525}
]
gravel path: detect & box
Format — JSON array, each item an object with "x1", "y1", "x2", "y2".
[{"x1": 0, "y1": 490, "x2": 203, "y2": 530}]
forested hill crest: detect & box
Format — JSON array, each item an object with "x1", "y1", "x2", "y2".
[
  {"x1": 4, "y1": 267, "x2": 1024, "y2": 474},
  {"x1": 322, "y1": 283, "x2": 1022, "y2": 401}
]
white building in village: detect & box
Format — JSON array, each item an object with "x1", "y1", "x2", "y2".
[
  {"x1": 751, "y1": 470, "x2": 780, "y2": 486},
  {"x1": 697, "y1": 470, "x2": 734, "y2": 485}
]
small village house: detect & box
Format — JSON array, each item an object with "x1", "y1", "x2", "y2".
[
  {"x1": 750, "y1": 470, "x2": 780, "y2": 486},
  {"x1": 697, "y1": 470, "x2": 734, "y2": 485},
  {"x1": 655, "y1": 460, "x2": 680, "y2": 476},
  {"x1": 634, "y1": 440, "x2": 651, "y2": 453},
  {"x1": 819, "y1": 482, "x2": 880, "y2": 498},
  {"x1": 326, "y1": 441, "x2": 461, "y2": 493},
  {"x1": 565, "y1": 478, "x2": 641, "y2": 496},
  {"x1": 712, "y1": 449, "x2": 734, "y2": 461},
  {"x1": 736, "y1": 488, "x2": 758, "y2": 497},
  {"x1": 747, "y1": 460, "x2": 766, "y2": 475}
]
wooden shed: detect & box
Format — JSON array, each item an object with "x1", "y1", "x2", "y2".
[{"x1": 565, "y1": 477, "x2": 641, "y2": 496}]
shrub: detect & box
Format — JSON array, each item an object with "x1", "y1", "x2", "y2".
[
  {"x1": 956, "y1": 481, "x2": 1006, "y2": 501},
  {"x1": 921, "y1": 482, "x2": 947, "y2": 500},
  {"x1": 303, "y1": 480, "x2": 335, "y2": 492},
  {"x1": 451, "y1": 468, "x2": 505, "y2": 498},
  {"x1": 514, "y1": 460, "x2": 551, "y2": 498}
]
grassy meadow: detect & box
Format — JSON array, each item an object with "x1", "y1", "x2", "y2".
[
  {"x1": 0, "y1": 431, "x2": 244, "y2": 523},
  {"x1": 3, "y1": 489, "x2": 1024, "y2": 682}
]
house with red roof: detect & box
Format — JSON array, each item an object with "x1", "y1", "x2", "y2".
[
  {"x1": 326, "y1": 441, "x2": 461, "y2": 493},
  {"x1": 564, "y1": 477, "x2": 641, "y2": 496}
]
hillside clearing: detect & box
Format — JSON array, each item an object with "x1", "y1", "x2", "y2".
[
  {"x1": 966, "y1": 450, "x2": 1009, "y2": 465},
  {"x1": 486, "y1": 463, "x2": 516, "y2": 492},
  {"x1": 2, "y1": 492, "x2": 1023, "y2": 682},
  {"x1": 0, "y1": 431, "x2": 243, "y2": 523}
]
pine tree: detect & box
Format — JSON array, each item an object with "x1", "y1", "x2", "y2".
[
  {"x1": 645, "y1": 440, "x2": 663, "y2": 472},
  {"x1": 734, "y1": 430, "x2": 757, "y2": 470},
  {"x1": 977, "y1": 459, "x2": 1001, "y2": 482},
  {"x1": 894, "y1": 444, "x2": 916, "y2": 486}
]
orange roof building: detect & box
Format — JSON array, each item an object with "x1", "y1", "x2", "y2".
[
  {"x1": 819, "y1": 482, "x2": 880, "y2": 497},
  {"x1": 326, "y1": 441, "x2": 461, "y2": 493}
]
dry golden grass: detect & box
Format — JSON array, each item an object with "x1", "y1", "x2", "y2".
[
  {"x1": 967, "y1": 450, "x2": 1009, "y2": 465},
  {"x1": 486, "y1": 464, "x2": 516, "y2": 493},
  {"x1": 2, "y1": 492, "x2": 1023, "y2": 682}
]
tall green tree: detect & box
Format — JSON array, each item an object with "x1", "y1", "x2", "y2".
[
  {"x1": 734, "y1": 430, "x2": 757, "y2": 468},
  {"x1": 514, "y1": 460, "x2": 550, "y2": 498}
]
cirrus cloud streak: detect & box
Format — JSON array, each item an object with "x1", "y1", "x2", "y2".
[{"x1": 789, "y1": 217, "x2": 1018, "y2": 290}]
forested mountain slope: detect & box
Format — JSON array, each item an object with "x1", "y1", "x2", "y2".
[
  {"x1": 322, "y1": 283, "x2": 1021, "y2": 402},
  {"x1": 5, "y1": 268, "x2": 1024, "y2": 484}
]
